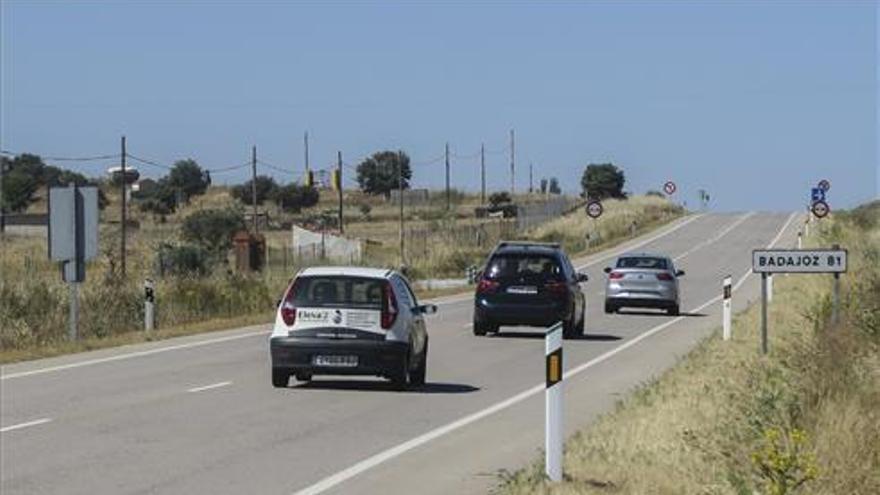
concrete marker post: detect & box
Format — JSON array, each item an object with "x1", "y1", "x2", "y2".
[
  {"x1": 545, "y1": 322, "x2": 563, "y2": 482},
  {"x1": 144, "y1": 278, "x2": 155, "y2": 332},
  {"x1": 722, "y1": 275, "x2": 732, "y2": 340}
]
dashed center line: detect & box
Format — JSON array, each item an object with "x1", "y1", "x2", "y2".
[
  {"x1": 1, "y1": 418, "x2": 52, "y2": 433},
  {"x1": 187, "y1": 381, "x2": 232, "y2": 393}
]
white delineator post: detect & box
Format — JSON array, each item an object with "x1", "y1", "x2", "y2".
[
  {"x1": 144, "y1": 278, "x2": 155, "y2": 332},
  {"x1": 797, "y1": 231, "x2": 803, "y2": 249},
  {"x1": 722, "y1": 275, "x2": 732, "y2": 341},
  {"x1": 545, "y1": 323, "x2": 563, "y2": 482},
  {"x1": 767, "y1": 274, "x2": 774, "y2": 303}
]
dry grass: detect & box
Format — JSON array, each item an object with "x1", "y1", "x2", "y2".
[
  {"x1": 1, "y1": 189, "x2": 682, "y2": 363},
  {"x1": 496, "y1": 205, "x2": 880, "y2": 495}
]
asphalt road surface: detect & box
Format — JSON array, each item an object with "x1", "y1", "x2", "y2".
[{"x1": 1, "y1": 212, "x2": 800, "y2": 495}]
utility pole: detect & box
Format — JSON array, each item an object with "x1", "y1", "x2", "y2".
[
  {"x1": 251, "y1": 145, "x2": 258, "y2": 233},
  {"x1": 480, "y1": 142, "x2": 486, "y2": 205},
  {"x1": 510, "y1": 129, "x2": 515, "y2": 195},
  {"x1": 445, "y1": 142, "x2": 451, "y2": 210},
  {"x1": 0, "y1": 149, "x2": 5, "y2": 235},
  {"x1": 337, "y1": 151, "x2": 344, "y2": 234},
  {"x1": 529, "y1": 162, "x2": 534, "y2": 194},
  {"x1": 398, "y1": 151, "x2": 405, "y2": 267},
  {"x1": 304, "y1": 131, "x2": 310, "y2": 174},
  {"x1": 120, "y1": 135, "x2": 127, "y2": 277}
]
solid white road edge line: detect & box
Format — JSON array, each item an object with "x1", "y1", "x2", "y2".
[
  {"x1": 289, "y1": 211, "x2": 795, "y2": 495},
  {"x1": 3, "y1": 215, "x2": 703, "y2": 381},
  {"x1": 0, "y1": 418, "x2": 52, "y2": 434},
  {"x1": 1, "y1": 330, "x2": 268, "y2": 380},
  {"x1": 187, "y1": 381, "x2": 232, "y2": 393}
]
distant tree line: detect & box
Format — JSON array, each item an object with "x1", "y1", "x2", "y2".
[{"x1": 1, "y1": 153, "x2": 108, "y2": 213}]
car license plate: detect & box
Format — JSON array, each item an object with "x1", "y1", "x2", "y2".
[
  {"x1": 313, "y1": 355, "x2": 358, "y2": 367},
  {"x1": 507, "y1": 286, "x2": 538, "y2": 295}
]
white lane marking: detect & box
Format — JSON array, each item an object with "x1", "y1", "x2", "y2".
[
  {"x1": 1, "y1": 418, "x2": 52, "y2": 433},
  {"x1": 576, "y1": 214, "x2": 702, "y2": 270},
  {"x1": 733, "y1": 212, "x2": 798, "y2": 292},
  {"x1": 1, "y1": 330, "x2": 269, "y2": 381},
  {"x1": 290, "y1": 212, "x2": 795, "y2": 495},
  {"x1": 187, "y1": 381, "x2": 232, "y2": 393},
  {"x1": 673, "y1": 212, "x2": 754, "y2": 262}
]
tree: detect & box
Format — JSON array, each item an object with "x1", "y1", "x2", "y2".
[
  {"x1": 1, "y1": 168, "x2": 40, "y2": 213},
  {"x1": 539, "y1": 178, "x2": 548, "y2": 194},
  {"x1": 231, "y1": 175, "x2": 279, "y2": 205},
  {"x1": 488, "y1": 191, "x2": 512, "y2": 207},
  {"x1": 356, "y1": 151, "x2": 411, "y2": 198},
  {"x1": 549, "y1": 177, "x2": 561, "y2": 194},
  {"x1": 166, "y1": 159, "x2": 210, "y2": 203},
  {"x1": 581, "y1": 163, "x2": 626, "y2": 200},
  {"x1": 180, "y1": 208, "x2": 245, "y2": 260},
  {"x1": 274, "y1": 183, "x2": 319, "y2": 213}
]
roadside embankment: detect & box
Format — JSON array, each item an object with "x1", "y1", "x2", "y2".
[{"x1": 496, "y1": 201, "x2": 879, "y2": 494}]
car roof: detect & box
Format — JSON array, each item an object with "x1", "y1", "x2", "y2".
[
  {"x1": 618, "y1": 252, "x2": 671, "y2": 260},
  {"x1": 493, "y1": 241, "x2": 563, "y2": 256},
  {"x1": 298, "y1": 266, "x2": 394, "y2": 279}
]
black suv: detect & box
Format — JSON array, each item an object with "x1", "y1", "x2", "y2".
[{"x1": 473, "y1": 241, "x2": 588, "y2": 339}]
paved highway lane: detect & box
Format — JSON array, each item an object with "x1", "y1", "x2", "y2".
[{"x1": 0, "y1": 213, "x2": 799, "y2": 495}]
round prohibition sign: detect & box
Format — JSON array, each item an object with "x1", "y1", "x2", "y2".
[
  {"x1": 663, "y1": 181, "x2": 677, "y2": 195},
  {"x1": 817, "y1": 179, "x2": 831, "y2": 192},
  {"x1": 585, "y1": 200, "x2": 604, "y2": 219},
  {"x1": 811, "y1": 200, "x2": 830, "y2": 218}
]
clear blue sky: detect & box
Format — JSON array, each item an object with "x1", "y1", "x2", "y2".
[{"x1": 2, "y1": 1, "x2": 877, "y2": 211}]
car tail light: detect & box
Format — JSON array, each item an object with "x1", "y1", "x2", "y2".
[
  {"x1": 476, "y1": 278, "x2": 500, "y2": 295},
  {"x1": 381, "y1": 281, "x2": 398, "y2": 330},
  {"x1": 608, "y1": 271, "x2": 624, "y2": 280},
  {"x1": 545, "y1": 281, "x2": 568, "y2": 297},
  {"x1": 280, "y1": 283, "x2": 297, "y2": 326},
  {"x1": 656, "y1": 272, "x2": 674, "y2": 281}
]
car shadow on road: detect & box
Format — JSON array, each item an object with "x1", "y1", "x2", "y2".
[
  {"x1": 292, "y1": 380, "x2": 480, "y2": 394},
  {"x1": 616, "y1": 310, "x2": 707, "y2": 317},
  {"x1": 490, "y1": 331, "x2": 622, "y2": 341}
]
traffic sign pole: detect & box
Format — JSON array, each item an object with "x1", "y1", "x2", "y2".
[{"x1": 761, "y1": 273, "x2": 768, "y2": 355}]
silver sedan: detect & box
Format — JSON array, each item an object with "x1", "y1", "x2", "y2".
[{"x1": 603, "y1": 253, "x2": 684, "y2": 315}]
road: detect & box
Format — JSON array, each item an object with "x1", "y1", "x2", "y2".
[{"x1": 1, "y1": 212, "x2": 799, "y2": 495}]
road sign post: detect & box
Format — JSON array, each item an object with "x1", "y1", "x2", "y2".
[
  {"x1": 752, "y1": 248, "x2": 847, "y2": 353},
  {"x1": 49, "y1": 185, "x2": 99, "y2": 341},
  {"x1": 545, "y1": 323, "x2": 563, "y2": 482},
  {"x1": 722, "y1": 275, "x2": 732, "y2": 341}
]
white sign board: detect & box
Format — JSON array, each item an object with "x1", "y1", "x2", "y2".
[{"x1": 752, "y1": 249, "x2": 847, "y2": 274}]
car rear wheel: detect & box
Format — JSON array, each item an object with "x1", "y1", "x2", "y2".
[
  {"x1": 576, "y1": 307, "x2": 585, "y2": 335},
  {"x1": 272, "y1": 369, "x2": 290, "y2": 388},
  {"x1": 473, "y1": 319, "x2": 496, "y2": 336},
  {"x1": 390, "y1": 352, "x2": 410, "y2": 390},
  {"x1": 667, "y1": 304, "x2": 680, "y2": 316},
  {"x1": 604, "y1": 301, "x2": 617, "y2": 314},
  {"x1": 410, "y1": 341, "x2": 427, "y2": 387}
]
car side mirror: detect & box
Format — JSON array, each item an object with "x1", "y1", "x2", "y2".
[
  {"x1": 603, "y1": 267, "x2": 612, "y2": 274},
  {"x1": 577, "y1": 272, "x2": 589, "y2": 283},
  {"x1": 417, "y1": 304, "x2": 438, "y2": 315},
  {"x1": 675, "y1": 269, "x2": 685, "y2": 277}
]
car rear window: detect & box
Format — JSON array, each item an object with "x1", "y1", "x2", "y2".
[
  {"x1": 616, "y1": 257, "x2": 668, "y2": 270},
  {"x1": 291, "y1": 276, "x2": 384, "y2": 309},
  {"x1": 485, "y1": 254, "x2": 564, "y2": 282}
]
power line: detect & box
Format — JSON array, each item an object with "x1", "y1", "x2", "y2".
[{"x1": 0, "y1": 149, "x2": 119, "y2": 161}]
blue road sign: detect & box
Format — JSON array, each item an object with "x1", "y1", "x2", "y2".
[{"x1": 811, "y1": 187, "x2": 825, "y2": 203}]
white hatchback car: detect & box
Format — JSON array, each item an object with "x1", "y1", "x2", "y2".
[{"x1": 269, "y1": 267, "x2": 436, "y2": 389}]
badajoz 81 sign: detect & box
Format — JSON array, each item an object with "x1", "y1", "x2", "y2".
[{"x1": 752, "y1": 249, "x2": 847, "y2": 274}]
